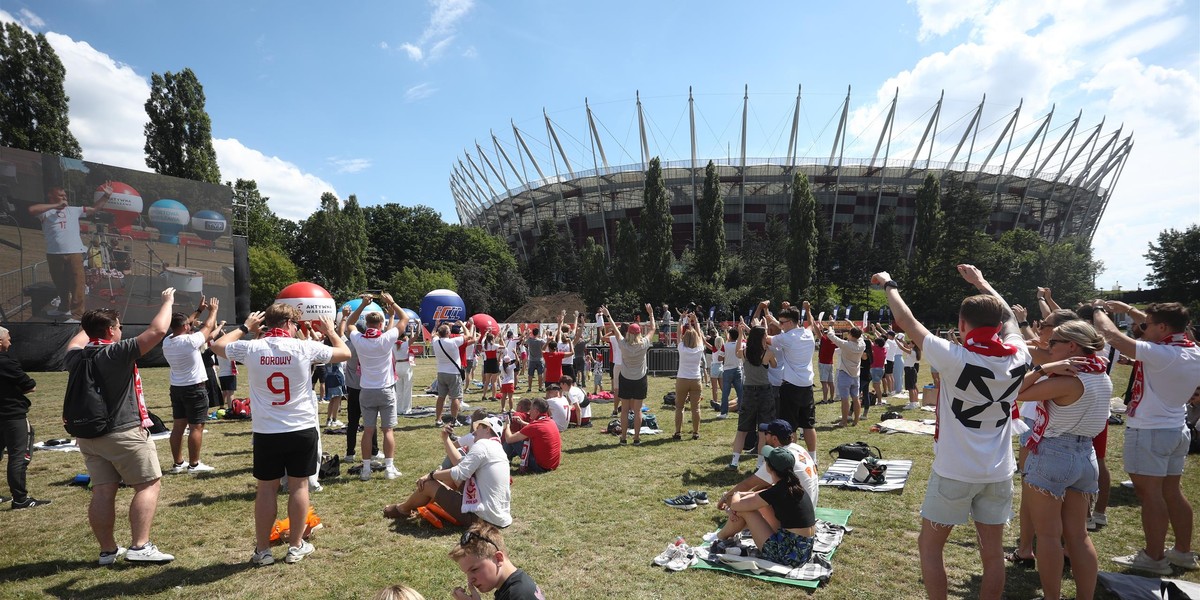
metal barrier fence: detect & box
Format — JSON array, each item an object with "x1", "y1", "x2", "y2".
[{"x1": 0, "y1": 261, "x2": 44, "y2": 322}]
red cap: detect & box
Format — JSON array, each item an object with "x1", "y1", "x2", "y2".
[{"x1": 627, "y1": 323, "x2": 641, "y2": 335}]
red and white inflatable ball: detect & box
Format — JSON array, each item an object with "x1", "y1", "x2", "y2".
[
  {"x1": 94, "y1": 182, "x2": 142, "y2": 232},
  {"x1": 470, "y1": 313, "x2": 500, "y2": 336},
  {"x1": 275, "y1": 282, "x2": 336, "y2": 326}
]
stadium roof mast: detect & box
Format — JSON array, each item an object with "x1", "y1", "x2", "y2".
[
  {"x1": 1015, "y1": 109, "x2": 1080, "y2": 231},
  {"x1": 905, "y1": 90, "x2": 943, "y2": 259},
  {"x1": 827, "y1": 87, "x2": 850, "y2": 237},
  {"x1": 512, "y1": 121, "x2": 546, "y2": 235},
  {"x1": 689, "y1": 87, "x2": 697, "y2": 243},
  {"x1": 585, "y1": 99, "x2": 613, "y2": 257},
  {"x1": 868, "y1": 88, "x2": 899, "y2": 245},
  {"x1": 1043, "y1": 117, "x2": 1104, "y2": 238},
  {"x1": 1061, "y1": 124, "x2": 1127, "y2": 242},
  {"x1": 739, "y1": 85, "x2": 749, "y2": 245},
  {"x1": 544, "y1": 109, "x2": 571, "y2": 225},
  {"x1": 1084, "y1": 136, "x2": 1132, "y2": 245},
  {"x1": 1003, "y1": 104, "x2": 1055, "y2": 229}
]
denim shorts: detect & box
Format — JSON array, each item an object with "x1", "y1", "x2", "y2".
[
  {"x1": 920, "y1": 471, "x2": 1013, "y2": 526},
  {"x1": 835, "y1": 370, "x2": 859, "y2": 400},
  {"x1": 1124, "y1": 425, "x2": 1191, "y2": 477},
  {"x1": 818, "y1": 363, "x2": 834, "y2": 383},
  {"x1": 1018, "y1": 416, "x2": 1036, "y2": 447},
  {"x1": 761, "y1": 528, "x2": 814, "y2": 567},
  {"x1": 1023, "y1": 434, "x2": 1098, "y2": 497},
  {"x1": 869, "y1": 367, "x2": 884, "y2": 383}
]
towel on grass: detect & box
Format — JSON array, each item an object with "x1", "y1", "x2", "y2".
[
  {"x1": 1097, "y1": 571, "x2": 1200, "y2": 599},
  {"x1": 878, "y1": 418, "x2": 936, "y2": 435},
  {"x1": 688, "y1": 507, "x2": 851, "y2": 588},
  {"x1": 818, "y1": 458, "x2": 912, "y2": 492}
]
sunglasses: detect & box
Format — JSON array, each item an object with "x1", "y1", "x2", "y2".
[
  {"x1": 460, "y1": 530, "x2": 499, "y2": 553},
  {"x1": 1047, "y1": 338, "x2": 1071, "y2": 347},
  {"x1": 1137, "y1": 322, "x2": 1149, "y2": 332}
]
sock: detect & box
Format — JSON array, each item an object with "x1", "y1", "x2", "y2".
[
  {"x1": 385, "y1": 458, "x2": 394, "y2": 468},
  {"x1": 730, "y1": 452, "x2": 740, "y2": 466}
]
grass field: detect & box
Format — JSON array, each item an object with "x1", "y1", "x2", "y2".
[{"x1": 2, "y1": 358, "x2": 1197, "y2": 599}]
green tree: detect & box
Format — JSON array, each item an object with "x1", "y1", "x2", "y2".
[
  {"x1": 229, "y1": 179, "x2": 286, "y2": 249},
  {"x1": 911, "y1": 174, "x2": 943, "y2": 272},
  {"x1": 363, "y1": 204, "x2": 447, "y2": 282},
  {"x1": 872, "y1": 208, "x2": 906, "y2": 282},
  {"x1": 338, "y1": 194, "x2": 369, "y2": 292},
  {"x1": 0, "y1": 23, "x2": 81, "y2": 158},
  {"x1": 143, "y1": 68, "x2": 220, "y2": 184},
  {"x1": 387, "y1": 267, "x2": 457, "y2": 310},
  {"x1": 742, "y1": 217, "x2": 791, "y2": 305},
  {"x1": 248, "y1": 246, "x2": 299, "y2": 311},
  {"x1": 787, "y1": 172, "x2": 818, "y2": 300},
  {"x1": 639, "y1": 157, "x2": 674, "y2": 301},
  {"x1": 579, "y1": 238, "x2": 609, "y2": 309},
  {"x1": 1145, "y1": 225, "x2": 1200, "y2": 304},
  {"x1": 293, "y1": 192, "x2": 342, "y2": 293},
  {"x1": 612, "y1": 220, "x2": 641, "y2": 294},
  {"x1": 531, "y1": 219, "x2": 564, "y2": 294},
  {"x1": 829, "y1": 230, "x2": 872, "y2": 309},
  {"x1": 692, "y1": 161, "x2": 725, "y2": 285}
]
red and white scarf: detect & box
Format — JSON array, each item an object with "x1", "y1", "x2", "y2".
[
  {"x1": 362, "y1": 328, "x2": 383, "y2": 339},
  {"x1": 88, "y1": 338, "x2": 152, "y2": 429},
  {"x1": 1128, "y1": 332, "x2": 1195, "y2": 417},
  {"x1": 934, "y1": 325, "x2": 1020, "y2": 441},
  {"x1": 1024, "y1": 354, "x2": 1107, "y2": 453},
  {"x1": 261, "y1": 327, "x2": 290, "y2": 339}
]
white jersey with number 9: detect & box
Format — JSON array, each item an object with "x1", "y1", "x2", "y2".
[{"x1": 225, "y1": 336, "x2": 334, "y2": 434}]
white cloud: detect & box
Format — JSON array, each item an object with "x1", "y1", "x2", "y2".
[
  {"x1": 215, "y1": 138, "x2": 336, "y2": 222},
  {"x1": 860, "y1": 0, "x2": 1200, "y2": 289},
  {"x1": 378, "y1": 41, "x2": 389, "y2": 50},
  {"x1": 396, "y1": 0, "x2": 474, "y2": 64},
  {"x1": 17, "y1": 8, "x2": 44, "y2": 28},
  {"x1": 404, "y1": 82, "x2": 438, "y2": 102},
  {"x1": 327, "y1": 156, "x2": 373, "y2": 174},
  {"x1": 461, "y1": 45, "x2": 477, "y2": 59}
]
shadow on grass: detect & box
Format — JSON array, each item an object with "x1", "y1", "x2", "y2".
[
  {"x1": 0, "y1": 559, "x2": 94, "y2": 583},
  {"x1": 1102, "y1": 484, "x2": 1140, "y2": 508},
  {"x1": 170, "y1": 490, "x2": 257, "y2": 507},
  {"x1": 44, "y1": 562, "x2": 254, "y2": 599},
  {"x1": 564, "y1": 442, "x2": 621, "y2": 455},
  {"x1": 188, "y1": 466, "x2": 254, "y2": 480},
  {"x1": 680, "y1": 468, "x2": 744, "y2": 489},
  {"x1": 211, "y1": 449, "x2": 251, "y2": 457},
  {"x1": 221, "y1": 430, "x2": 253, "y2": 437}
]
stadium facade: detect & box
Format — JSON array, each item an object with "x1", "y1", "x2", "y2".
[{"x1": 450, "y1": 86, "x2": 1132, "y2": 261}]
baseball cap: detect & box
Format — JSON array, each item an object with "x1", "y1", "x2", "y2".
[
  {"x1": 627, "y1": 323, "x2": 641, "y2": 335},
  {"x1": 757, "y1": 419, "x2": 793, "y2": 439},
  {"x1": 765, "y1": 446, "x2": 795, "y2": 474},
  {"x1": 475, "y1": 416, "x2": 503, "y2": 438}
]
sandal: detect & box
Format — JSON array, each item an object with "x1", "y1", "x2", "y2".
[
  {"x1": 382, "y1": 504, "x2": 405, "y2": 519},
  {"x1": 672, "y1": 433, "x2": 682, "y2": 441},
  {"x1": 692, "y1": 433, "x2": 700, "y2": 440},
  {"x1": 1004, "y1": 550, "x2": 1035, "y2": 568}
]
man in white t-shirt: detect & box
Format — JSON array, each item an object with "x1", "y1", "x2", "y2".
[
  {"x1": 162, "y1": 297, "x2": 220, "y2": 474},
  {"x1": 383, "y1": 416, "x2": 512, "y2": 529},
  {"x1": 213, "y1": 304, "x2": 349, "y2": 567},
  {"x1": 761, "y1": 301, "x2": 818, "y2": 455},
  {"x1": 27, "y1": 184, "x2": 112, "y2": 321},
  {"x1": 544, "y1": 385, "x2": 570, "y2": 432},
  {"x1": 713, "y1": 419, "x2": 818, "y2": 522},
  {"x1": 433, "y1": 322, "x2": 477, "y2": 425},
  {"x1": 346, "y1": 293, "x2": 408, "y2": 481},
  {"x1": 562, "y1": 375, "x2": 590, "y2": 427},
  {"x1": 826, "y1": 325, "x2": 866, "y2": 427},
  {"x1": 874, "y1": 265, "x2": 1029, "y2": 600},
  {"x1": 1093, "y1": 300, "x2": 1200, "y2": 574}
]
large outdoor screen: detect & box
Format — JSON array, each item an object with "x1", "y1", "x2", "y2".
[{"x1": 0, "y1": 146, "x2": 235, "y2": 325}]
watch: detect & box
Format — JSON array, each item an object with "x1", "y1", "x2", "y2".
[
  {"x1": 238, "y1": 324, "x2": 250, "y2": 335},
  {"x1": 1018, "y1": 321, "x2": 1030, "y2": 328},
  {"x1": 884, "y1": 280, "x2": 899, "y2": 290}
]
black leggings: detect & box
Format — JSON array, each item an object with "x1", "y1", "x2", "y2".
[{"x1": 344, "y1": 387, "x2": 378, "y2": 457}]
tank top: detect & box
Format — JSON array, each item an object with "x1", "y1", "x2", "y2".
[
  {"x1": 1045, "y1": 371, "x2": 1113, "y2": 439},
  {"x1": 722, "y1": 340, "x2": 742, "y2": 371},
  {"x1": 743, "y1": 358, "x2": 770, "y2": 386}
]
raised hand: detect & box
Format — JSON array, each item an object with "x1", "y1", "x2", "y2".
[
  {"x1": 161, "y1": 287, "x2": 176, "y2": 303},
  {"x1": 1011, "y1": 304, "x2": 1028, "y2": 322},
  {"x1": 956, "y1": 264, "x2": 986, "y2": 288},
  {"x1": 244, "y1": 311, "x2": 265, "y2": 332},
  {"x1": 871, "y1": 272, "x2": 892, "y2": 286}
]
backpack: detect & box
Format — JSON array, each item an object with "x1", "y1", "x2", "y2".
[
  {"x1": 662, "y1": 391, "x2": 677, "y2": 407},
  {"x1": 62, "y1": 347, "x2": 117, "y2": 439},
  {"x1": 318, "y1": 453, "x2": 340, "y2": 480},
  {"x1": 829, "y1": 441, "x2": 882, "y2": 461},
  {"x1": 230, "y1": 398, "x2": 252, "y2": 419}
]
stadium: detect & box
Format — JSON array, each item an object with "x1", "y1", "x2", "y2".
[{"x1": 450, "y1": 86, "x2": 1132, "y2": 260}]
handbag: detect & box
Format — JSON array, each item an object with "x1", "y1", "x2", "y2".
[{"x1": 829, "y1": 441, "x2": 882, "y2": 461}]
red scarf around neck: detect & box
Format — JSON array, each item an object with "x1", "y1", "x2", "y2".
[
  {"x1": 363, "y1": 328, "x2": 383, "y2": 339},
  {"x1": 962, "y1": 326, "x2": 1019, "y2": 357},
  {"x1": 1025, "y1": 354, "x2": 1108, "y2": 453},
  {"x1": 88, "y1": 338, "x2": 151, "y2": 429},
  {"x1": 261, "y1": 328, "x2": 290, "y2": 338},
  {"x1": 1128, "y1": 332, "x2": 1196, "y2": 417}
]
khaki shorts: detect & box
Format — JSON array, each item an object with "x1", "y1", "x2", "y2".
[{"x1": 78, "y1": 426, "x2": 162, "y2": 486}]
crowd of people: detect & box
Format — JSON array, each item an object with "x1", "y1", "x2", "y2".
[{"x1": 1, "y1": 266, "x2": 1198, "y2": 600}]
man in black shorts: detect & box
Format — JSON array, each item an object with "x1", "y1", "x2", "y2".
[{"x1": 161, "y1": 297, "x2": 220, "y2": 473}]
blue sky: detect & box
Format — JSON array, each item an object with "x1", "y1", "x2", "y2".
[{"x1": 3, "y1": 1, "x2": 1197, "y2": 291}]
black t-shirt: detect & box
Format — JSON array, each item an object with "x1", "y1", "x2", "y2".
[
  {"x1": 859, "y1": 352, "x2": 872, "y2": 382},
  {"x1": 759, "y1": 480, "x2": 815, "y2": 530},
  {"x1": 0, "y1": 353, "x2": 36, "y2": 419},
  {"x1": 495, "y1": 568, "x2": 544, "y2": 600}
]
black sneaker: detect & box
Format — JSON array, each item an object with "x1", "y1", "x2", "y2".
[
  {"x1": 663, "y1": 494, "x2": 698, "y2": 510},
  {"x1": 687, "y1": 491, "x2": 709, "y2": 505},
  {"x1": 0, "y1": 495, "x2": 9, "y2": 504},
  {"x1": 12, "y1": 497, "x2": 52, "y2": 509}
]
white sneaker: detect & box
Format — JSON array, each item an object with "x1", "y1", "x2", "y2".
[
  {"x1": 904, "y1": 402, "x2": 920, "y2": 410},
  {"x1": 169, "y1": 463, "x2": 187, "y2": 474},
  {"x1": 665, "y1": 547, "x2": 699, "y2": 571},
  {"x1": 344, "y1": 454, "x2": 356, "y2": 464},
  {"x1": 125, "y1": 542, "x2": 174, "y2": 563},
  {"x1": 1165, "y1": 547, "x2": 1199, "y2": 570},
  {"x1": 653, "y1": 543, "x2": 686, "y2": 566},
  {"x1": 250, "y1": 548, "x2": 274, "y2": 566},
  {"x1": 716, "y1": 413, "x2": 729, "y2": 420},
  {"x1": 187, "y1": 462, "x2": 215, "y2": 473},
  {"x1": 384, "y1": 466, "x2": 402, "y2": 480},
  {"x1": 373, "y1": 452, "x2": 385, "y2": 461},
  {"x1": 284, "y1": 540, "x2": 314, "y2": 564},
  {"x1": 99, "y1": 546, "x2": 126, "y2": 566},
  {"x1": 1112, "y1": 549, "x2": 1172, "y2": 575},
  {"x1": 330, "y1": 420, "x2": 345, "y2": 428},
  {"x1": 360, "y1": 463, "x2": 372, "y2": 481}
]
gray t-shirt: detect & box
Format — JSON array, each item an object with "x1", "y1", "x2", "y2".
[
  {"x1": 526, "y1": 338, "x2": 545, "y2": 362},
  {"x1": 63, "y1": 339, "x2": 142, "y2": 432},
  {"x1": 573, "y1": 340, "x2": 588, "y2": 366},
  {"x1": 743, "y1": 358, "x2": 770, "y2": 386},
  {"x1": 343, "y1": 336, "x2": 361, "y2": 389},
  {"x1": 619, "y1": 337, "x2": 652, "y2": 379}
]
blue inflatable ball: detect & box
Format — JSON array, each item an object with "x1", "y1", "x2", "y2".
[
  {"x1": 191, "y1": 210, "x2": 227, "y2": 241},
  {"x1": 148, "y1": 199, "x2": 190, "y2": 244},
  {"x1": 419, "y1": 289, "x2": 465, "y2": 332},
  {"x1": 339, "y1": 298, "x2": 385, "y2": 330}
]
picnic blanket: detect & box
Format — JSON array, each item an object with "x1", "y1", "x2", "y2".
[
  {"x1": 689, "y1": 507, "x2": 852, "y2": 588},
  {"x1": 399, "y1": 406, "x2": 438, "y2": 419},
  {"x1": 1097, "y1": 571, "x2": 1200, "y2": 599},
  {"x1": 878, "y1": 418, "x2": 936, "y2": 435},
  {"x1": 819, "y1": 458, "x2": 913, "y2": 492},
  {"x1": 34, "y1": 430, "x2": 172, "y2": 453}
]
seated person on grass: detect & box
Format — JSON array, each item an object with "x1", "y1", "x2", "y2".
[
  {"x1": 502, "y1": 398, "x2": 561, "y2": 474},
  {"x1": 710, "y1": 446, "x2": 816, "y2": 568},
  {"x1": 375, "y1": 584, "x2": 426, "y2": 600},
  {"x1": 440, "y1": 409, "x2": 490, "y2": 469},
  {"x1": 716, "y1": 419, "x2": 819, "y2": 511},
  {"x1": 450, "y1": 521, "x2": 545, "y2": 600},
  {"x1": 561, "y1": 375, "x2": 590, "y2": 427},
  {"x1": 544, "y1": 384, "x2": 570, "y2": 432},
  {"x1": 384, "y1": 417, "x2": 512, "y2": 528}
]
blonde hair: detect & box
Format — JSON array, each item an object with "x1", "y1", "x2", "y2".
[
  {"x1": 374, "y1": 585, "x2": 426, "y2": 600},
  {"x1": 682, "y1": 327, "x2": 700, "y2": 348},
  {"x1": 448, "y1": 521, "x2": 508, "y2": 561},
  {"x1": 1054, "y1": 320, "x2": 1105, "y2": 354},
  {"x1": 263, "y1": 303, "x2": 302, "y2": 329}
]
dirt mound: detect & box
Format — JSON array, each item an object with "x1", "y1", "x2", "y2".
[{"x1": 503, "y1": 292, "x2": 588, "y2": 323}]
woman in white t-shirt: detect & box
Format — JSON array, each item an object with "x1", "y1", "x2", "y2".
[
  {"x1": 1013, "y1": 320, "x2": 1111, "y2": 600},
  {"x1": 718, "y1": 326, "x2": 744, "y2": 419},
  {"x1": 673, "y1": 313, "x2": 705, "y2": 440}
]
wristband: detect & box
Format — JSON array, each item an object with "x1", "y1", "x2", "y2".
[
  {"x1": 428, "y1": 469, "x2": 437, "y2": 481},
  {"x1": 238, "y1": 324, "x2": 250, "y2": 335},
  {"x1": 1032, "y1": 364, "x2": 1044, "y2": 373},
  {"x1": 883, "y1": 280, "x2": 899, "y2": 291},
  {"x1": 1018, "y1": 321, "x2": 1029, "y2": 328}
]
